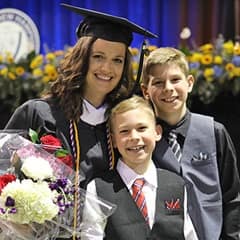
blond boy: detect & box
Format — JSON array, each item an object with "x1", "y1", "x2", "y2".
[{"x1": 82, "y1": 95, "x2": 196, "y2": 239}]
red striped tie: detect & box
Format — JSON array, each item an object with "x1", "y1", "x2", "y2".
[{"x1": 132, "y1": 178, "x2": 149, "y2": 224}]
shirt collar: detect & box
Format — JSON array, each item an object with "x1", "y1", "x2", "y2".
[
  {"x1": 157, "y1": 110, "x2": 190, "y2": 138},
  {"x1": 116, "y1": 158, "x2": 158, "y2": 190},
  {"x1": 80, "y1": 99, "x2": 108, "y2": 125}
]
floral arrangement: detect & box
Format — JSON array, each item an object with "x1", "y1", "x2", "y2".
[
  {"x1": 0, "y1": 49, "x2": 65, "y2": 111},
  {"x1": 0, "y1": 132, "x2": 116, "y2": 240},
  {"x1": 179, "y1": 30, "x2": 240, "y2": 104}
]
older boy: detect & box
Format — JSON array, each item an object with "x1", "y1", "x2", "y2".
[
  {"x1": 141, "y1": 47, "x2": 240, "y2": 240},
  {"x1": 81, "y1": 95, "x2": 197, "y2": 239}
]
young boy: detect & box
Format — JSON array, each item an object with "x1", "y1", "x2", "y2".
[
  {"x1": 81, "y1": 95, "x2": 197, "y2": 239},
  {"x1": 141, "y1": 47, "x2": 240, "y2": 240}
]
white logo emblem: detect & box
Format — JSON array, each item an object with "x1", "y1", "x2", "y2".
[{"x1": 0, "y1": 8, "x2": 40, "y2": 60}]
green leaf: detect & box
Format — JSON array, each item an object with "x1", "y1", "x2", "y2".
[
  {"x1": 29, "y1": 128, "x2": 39, "y2": 143},
  {"x1": 55, "y1": 148, "x2": 69, "y2": 157}
]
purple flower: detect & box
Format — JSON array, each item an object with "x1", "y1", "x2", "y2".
[
  {"x1": 57, "y1": 195, "x2": 63, "y2": 201},
  {"x1": 9, "y1": 208, "x2": 17, "y2": 214},
  {"x1": 56, "y1": 178, "x2": 68, "y2": 188},
  {"x1": 5, "y1": 196, "x2": 15, "y2": 207},
  {"x1": 0, "y1": 64, "x2": 7, "y2": 70},
  {"x1": 0, "y1": 208, "x2": 6, "y2": 214},
  {"x1": 49, "y1": 182, "x2": 58, "y2": 190},
  {"x1": 232, "y1": 56, "x2": 240, "y2": 67},
  {"x1": 213, "y1": 65, "x2": 223, "y2": 77},
  {"x1": 190, "y1": 62, "x2": 200, "y2": 69}
]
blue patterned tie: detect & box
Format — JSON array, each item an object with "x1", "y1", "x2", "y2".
[{"x1": 168, "y1": 132, "x2": 182, "y2": 162}]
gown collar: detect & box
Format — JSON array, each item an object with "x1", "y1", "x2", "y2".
[{"x1": 80, "y1": 99, "x2": 108, "y2": 125}]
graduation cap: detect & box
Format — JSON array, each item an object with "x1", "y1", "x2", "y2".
[{"x1": 61, "y1": 3, "x2": 158, "y2": 94}]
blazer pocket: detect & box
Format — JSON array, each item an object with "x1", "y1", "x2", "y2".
[
  {"x1": 164, "y1": 208, "x2": 182, "y2": 215},
  {"x1": 191, "y1": 152, "x2": 216, "y2": 166},
  {"x1": 164, "y1": 199, "x2": 183, "y2": 215}
]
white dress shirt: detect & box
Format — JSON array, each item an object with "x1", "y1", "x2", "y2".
[
  {"x1": 81, "y1": 159, "x2": 198, "y2": 240},
  {"x1": 117, "y1": 159, "x2": 157, "y2": 229}
]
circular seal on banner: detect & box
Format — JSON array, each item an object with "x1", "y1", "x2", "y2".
[{"x1": 0, "y1": 8, "x2": 40, "y2": 60}]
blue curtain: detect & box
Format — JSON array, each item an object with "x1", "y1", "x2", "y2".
[
  {"x1": 0, "y1": 0, "x2": 236, "y2": 53},
  {"x1": 0, "y1": 0, "x2": 185, "y2": 53}
]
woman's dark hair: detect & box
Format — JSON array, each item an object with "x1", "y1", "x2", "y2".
[{"x1": 47, "y1": 36, "x2": 134, "y2": 121}]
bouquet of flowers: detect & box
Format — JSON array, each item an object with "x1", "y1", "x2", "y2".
[{"x1": 0, "y1": 132, "x2": 116, "y2": 240}]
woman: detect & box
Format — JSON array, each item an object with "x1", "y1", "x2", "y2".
[{"x1": 4, "y1": 4, "x2": 157, "y2": 187}]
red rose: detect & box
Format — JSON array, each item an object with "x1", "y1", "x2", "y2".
[
  {"x1": 40, "y1": 134, "x2": 62, "y2": 146},
  {"x1": 40, "y1": 135, "x2": 62, "y2": 153},
  {"x1": 0, "y1": 174, "x2": 16, "y2": 193},
  {"x1": 57, "y1": 155, "x2": 73, "y2": 168}
]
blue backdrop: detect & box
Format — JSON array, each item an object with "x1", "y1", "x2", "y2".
[{"x1": 0, "y1": 0, "x2": 184, "y2": 53}]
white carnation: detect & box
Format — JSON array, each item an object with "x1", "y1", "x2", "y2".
[{"x1": 21, "y1": 156, "x2": 53, "y2": 180}]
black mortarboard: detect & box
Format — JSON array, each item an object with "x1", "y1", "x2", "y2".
[
  {"x1": 61, "y1": 3, "x2": 158, "y2": 94},
  {"x1": 61, "y1": 3, "x2": 157, "y2": 46}
]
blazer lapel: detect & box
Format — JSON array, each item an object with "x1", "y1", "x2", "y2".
[{"x1": 153, "y1": 138, "x2": 181, "y2": 174}]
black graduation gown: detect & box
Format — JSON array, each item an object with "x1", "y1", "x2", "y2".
[{"x1": 4, "y1": 98, "x2": 111, "y2": 187}]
